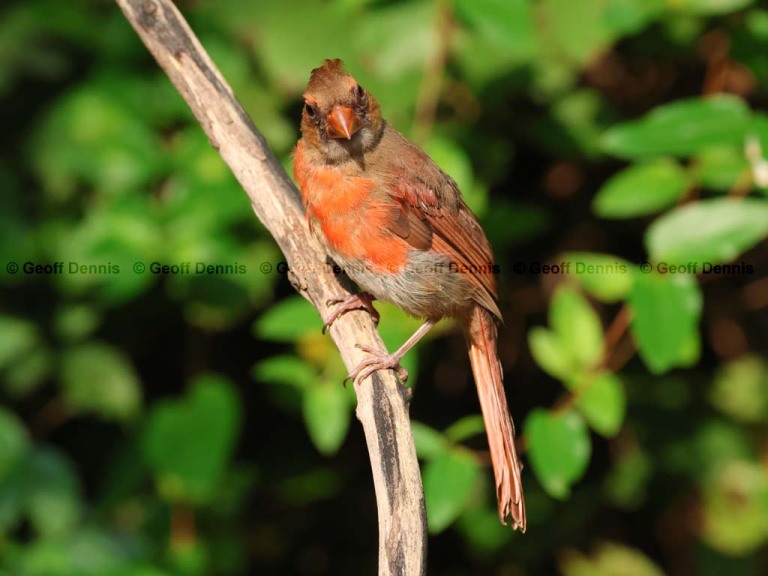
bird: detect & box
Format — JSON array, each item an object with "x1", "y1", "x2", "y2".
[{"x1": 292, "y1": 59, "x2": 525, "y2": 531}]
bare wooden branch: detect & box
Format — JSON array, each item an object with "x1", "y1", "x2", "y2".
[{"x1": 114, "y1": 1, "x2": 427, "y2": 573}]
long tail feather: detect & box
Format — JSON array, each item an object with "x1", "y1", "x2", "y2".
[{"x1": 464, "y1": 306, "x2": 526, "y2": 531}]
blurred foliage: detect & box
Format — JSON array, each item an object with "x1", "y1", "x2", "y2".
[{"x1": 1, "y1": 0, "x2": 767, "y2": 574}]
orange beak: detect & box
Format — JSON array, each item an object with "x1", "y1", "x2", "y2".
[{"x1": 326, "y1": 105, "x2": 361, "y2": 140}]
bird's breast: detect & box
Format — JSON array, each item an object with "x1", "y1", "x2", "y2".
[{"x1": 297, "y1": 161, "x2": 411, "y2": 274}]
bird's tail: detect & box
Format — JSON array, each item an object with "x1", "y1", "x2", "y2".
[{"x1": 464, "y1": 305, "x2": 526, "y2": 531}]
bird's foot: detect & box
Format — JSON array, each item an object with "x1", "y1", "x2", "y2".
[
  {"x1": 322, "y1": 293, "x2": 379, "y2": 334},
  {"x1": 344, "y1": 344, "x2": 409, "y2": 386}
]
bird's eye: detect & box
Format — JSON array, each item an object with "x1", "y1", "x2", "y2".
[
  {"x1": 354, "y1": 84, "x2": 365, "y2": 101},
  {"x1": 304, "y1": 102, "x2": 317, "y2": 118}
]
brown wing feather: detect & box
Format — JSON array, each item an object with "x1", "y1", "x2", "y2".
[
  {"x1": 387, "y1": 202, "x2": 432, "y2": 252},
  {"x1": 377, "y1": 129, "x2": 501, "y2": 319}
]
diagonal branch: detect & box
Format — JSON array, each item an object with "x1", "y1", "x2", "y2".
[{"x1": 114, "y1": 1, "x2": 427, "y2": 574}]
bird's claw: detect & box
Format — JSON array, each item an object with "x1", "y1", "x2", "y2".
[
  {"x1": 345, "y1": 343, "x2": 409, "y2": 386},
  {"x1": 322, "y1": 293, "x2": 379, "y2": 334}
]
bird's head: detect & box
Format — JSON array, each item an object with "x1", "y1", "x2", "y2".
[{"x1": 300, "y1": 59, "x2": 384, "y2": 163}]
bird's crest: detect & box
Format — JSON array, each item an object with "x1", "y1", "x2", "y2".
[{"x1": 305, "y1": 59, "x2": 356, "y2": 102}]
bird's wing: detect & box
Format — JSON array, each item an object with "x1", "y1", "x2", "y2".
[{"x1": 378, "y1": 130, "x2": 501, "y2": 319}]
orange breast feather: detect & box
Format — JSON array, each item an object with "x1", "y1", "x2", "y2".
[{"x1": 294, "y1": 142, "x2": 410, "y2": 272}]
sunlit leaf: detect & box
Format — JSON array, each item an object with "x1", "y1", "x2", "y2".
[
  {"x1": 444, "y1": 415, "x2": 486, "y2": 443},
  {"x1": 628, "y1": 272, "x2": 702, "y2": 374},
  {"x1": 526, "y1": 409, "x2": 591, "y2": 498},
  {"x1": 603, "y1": 0, "x2": 666, "y2": 35},
  {"x1": 302, "y1": 382, "x2": 353, "y2": 455},
  {"x1": 0, "y1": 315, "x2": 40, "y2": 371},
  {"x1": 560, "y1": 541, "x2": 665, "y2": 576},
  {"x1": 593, "y1": 158, "x2": 688, "y2": 218},
  {"x1": 576, "y1": 372, "x2": 626, "y2": 437},
  {"x1": 710, "y1": 355, "x2": 768, "y2": 423},
  {"x1": 694, "y1": 146, "x2": 749, "y2": 191},
  {"x1": 602, "y1": 96, "x2": 751, "y2": 158},
  {"x1": 671, "y1": 0, "x2": 755, "y2": 16},
  {"x1": 528, "y1": 327, "x2": 573, "y2": 380},
  {"x1": 646, "y1": 198, "x2": 768, "y2": 266},
  {"x1": 564, "y1": 252, "x2": 634, "y2": 302},
  {"x1": 61, "y1": 342, "x2": 142, "y2": 421},
  {"x1": 551, "y1": 286, "x2": 604, "y2": 371},
  {"x1": 424, "y1": 450, "x2": 481, "y2": 533},
  {"x1": 143, "y1": 375, "x2": 242, "y2": 502},
  {"x1": 254, "y1": 295, "x2": 322, "y2": 342},
  {"x1": 253, "y1": 355, "x2": 317, "y2": 390},
  {"x1": 701, "y1": 461, "x2": 768, "y2": 555},
  {"x1": 542, "y1": 0, "x2": 616, "y2": 65},
  {"x1": 412, "y1": 421, "x2": 449, "y2": 460},
  {"x1": 27, "y1": 448, "x2": 82, "y2": 538}
]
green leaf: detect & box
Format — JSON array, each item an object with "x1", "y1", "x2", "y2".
[
  {"x1": 628, "y1": 272, "x2": 702, "y2": 374},
  {"x1": 551, "y1": 286, "x2": 604, "y2": 372},
  {"x1": 454, "y1": 0, "x2": 538, "y2": 64},
  {"x1": 576, "y1": 372, "x2": 626, "y2": 437},
  {"x1": 564, "y1": 252, "x2": 634, "y2": 302},
  {"x1": 542, "y1": 0, "x2": 616, "y2": 65},
  {"x1": 549, "y1": 89, "x2": 606, "y2": 158},
  {"x1": 710, "y1": 355, "x2": 768, "y2": 423},
  {"x1": 412, "y1": 421, "x2": 449, "y2": 461},
  {"x1": 694, "y1": 146, "x2": 749, "y2": 191},
  {"x1": 455, "y1": 0, "x2": 537, "y2": 53},
  {"x1": 457, "y1": 503, "x2": 514, "y2": 553},
  {"x1": 61, "y1": 342, "x2": 142, "y2": 421},
  {"x1": 593, "y1": 158, "x2": 688, "y2": 218},
  {"x1": 528, "y1": 327, "x2": 573, "y2": 380},
  {"x1": 672, "y1": 0, "x2": 755, "y2": 16},
  {"x1": 302, "y1": 382, "x2": 353, "y2": 455},
  {"x1": 424, "y1": 450, "x2": 481, "y2": 533},
  {"x1": 560, "y1": 541, "x2": 666, "y2": 576},
  {"x1": 143, "y1": 375, "x2": 242, "y2": 502},
  {"x1": 27, "y1": 448, "x2": 82, "y2": 538},
  {"x1": 253, "y1": 355, "x2": 317, "y2": 390},
  {"x1": 253, "y1": 295, "x2": 321, "y2": 342},
  {"x1": 54, "y1": 304, "x2": 101, "y2": 342},
  {"x1": 604, "y1": 447, "x2": 653, "y2": 509},
  {"x1": 251, "y1": 0, "x2": 355, "y2": 92},
  {"x1": 0, "y1": 408, "x2": 29, "y2": 478},
  {"x1": 526, "y1": 409, "x2": 591, "y2": 498},
  {"x1": 701, "y1": 461, "x2": 768, "y2": 556},
  {"x1": 602, "y1": 96, "x2": 751, "y2": 158},
  {"x1": 603, "y1": 0, "x2": 666, "y2": 35},
  {"x1": 354, "y1": 0, "x2": 438, "y2": 80},
  {"x1": 0, "y1": 315, "x2": 40, "y2": 371},
  {"x1": 30, "y1": 81, "x2": 167, "y2": 199},
  {"x1": 691, "y1": 420, "x2": 754, "y2": 478},
  {"x1": 3, "y1": 346, "x2": 51, "y2": 398},
  {"x1": 444, "y1": 415, "x2": 486, "y2": 443},
  {"x1": 646, "y1": 198, "x2": 768, "y2": 266},
  {"x1": 52, "y1": 196, "x2": 160, "y2": 304}
]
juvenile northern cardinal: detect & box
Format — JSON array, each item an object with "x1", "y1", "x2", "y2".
[{"x1": 293, "y1": 59, "x2": 525, "y2": 531}]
